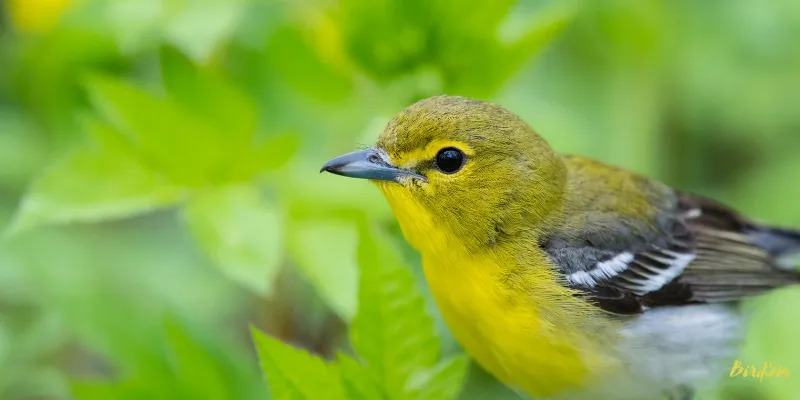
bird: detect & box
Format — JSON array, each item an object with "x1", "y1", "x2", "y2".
[{"x1": 320, "y1": 95, "x2": 800, "y2": 400}]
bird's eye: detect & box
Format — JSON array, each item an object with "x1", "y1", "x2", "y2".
[{"x1": 434, "y1": 147, "x2": 466, "y2": 174}]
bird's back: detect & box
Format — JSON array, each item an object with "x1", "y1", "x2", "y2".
[
  {"x1": 551, "y1": 155, "x2": 800, "y2": 312},
  {"x1": 537, "y1": 155, "x2": 800, "y2": 398}
]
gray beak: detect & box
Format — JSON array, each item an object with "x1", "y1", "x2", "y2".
[{"x1": 320, "y1": 148, "x2": 426, "y2": 183}]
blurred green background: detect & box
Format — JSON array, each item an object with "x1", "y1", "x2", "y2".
[{"x1": 1, "y1": 0, "x2": 800, "y2": 399}]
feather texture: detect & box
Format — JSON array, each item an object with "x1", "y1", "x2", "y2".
[
  {"x1": 338, "y1": 95, "x2": 800, "y2": 399},
  {"x1": 545, "y1": 156, "x2": 800, "y2": 314}
]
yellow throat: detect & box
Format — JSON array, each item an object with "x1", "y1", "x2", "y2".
[
  {"x1": 319, "y1": 96, "x2": 623, "y2": 397},
  {"x1": 376, "y1": 181, "x2": 617, "y2": 397}
]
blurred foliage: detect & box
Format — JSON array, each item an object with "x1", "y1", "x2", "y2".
[
  {"x1": 253, "y1": 227, "x2": 468, "y2": 400},
  {"x1": 0, "y1": 0, "x2": 799, "y2": 399}
]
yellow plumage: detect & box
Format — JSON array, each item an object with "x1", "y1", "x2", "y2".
[
  {"x1": 377, "y1": 155, "x2": 621, "y2": 398},
  {"x1": 321, "y1": 95, "x2": 800, "y2": 399}
]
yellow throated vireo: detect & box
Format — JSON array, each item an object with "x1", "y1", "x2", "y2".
[{"x1": 321, "y1": 96, "x2": 800, "y2": 400}]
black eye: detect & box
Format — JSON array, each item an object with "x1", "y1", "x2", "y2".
[{"x1": 434, "y1": 147, "x2": 465, "y2": 174}]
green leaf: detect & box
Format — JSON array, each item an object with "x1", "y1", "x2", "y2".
[
  {"x1": 72, "y1": 381, "x2": 157, "y2": 400},
  {"x1": 288, "y1": 220, "x2": 359, "y2": 320},
  {"x1": 103, "y1": 0, "x2": 165, "y2": 54},
  {"x1": 183, "y1": 184, "x2": 284, "y2": 295},
  {"x1": 267, "y1": 25, "x2": 352, "y2": 102},
  {"x1": 440, "y1": 0, "x2": 576, "y2": 97},
  {"x1": 160, "y1": 46, "x2": 256, "y2": 145},
  {"x1": 231, "y1": 132, "x2": 301, "y2": 181},
  {"x1": 334, "y1": 0, "x2": 433, "y2": 82},
  {"x1": 163, "y1": 318, "x2": 229, "y2": 399},
  {"x1": 163, "y1": 0, "x2": 245, "y2": 63},
  {"x1": 276, "y1": 164, "x2": 392, "y2": 221},
  {"x1": 351, "y1": 224, "x2": 440, "y2": 397},
  {"x1": 252, "y1": 133, "x2": 301, "y2": 172},
  {"x1": 6, "y1": 119, "x2": 184, "y2": 235},
  {"x1": 8, "y1": 367, "x2": 68, "y2": 400},
  {"x1": 0, "y1": 109, "x2": 48, "y2": 188},
  {"x1": 406, "y1": 356, "x2": 469, "y2": 400},
  {"x1": 86, "y1": 75, "x2": 236, "y2": 186},
  {"x1": 160, "y1": 48, "x2": 296, "y2": 182},
  {"x1": 251, "y1": 327, "x2": 347, "y2": 400},
  {"x1": 504, "y1": 1, "x2": 576, "y2": 64},
  {"x1": 457, "y1": 363, "x2": 524, "y2": 400},
  {"x1": 336, "y1": 353, "x2": 384, "y2": 400}
]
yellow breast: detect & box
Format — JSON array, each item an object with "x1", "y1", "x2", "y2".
[
  {"x1": 377, "y1": 181, "x2": 619, "y2": 398},
  {"x1": 423, "y1": 250, "x2": 598, "y2": 397}
]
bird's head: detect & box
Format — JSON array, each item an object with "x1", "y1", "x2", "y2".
[{"x1": 321, "y1": 96, "x2": 566, "y2": 253}]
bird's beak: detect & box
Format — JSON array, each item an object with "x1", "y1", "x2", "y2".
[{"x1": 320, "y1": 148, "x2": 426, "y2": 183}]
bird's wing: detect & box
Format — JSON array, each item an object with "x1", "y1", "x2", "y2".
[{"x1": 545, "y1": 192, "x2": 800, "y2": 315}]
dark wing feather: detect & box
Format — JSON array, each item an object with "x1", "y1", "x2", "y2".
[
  {"x1": 547, "y1": 192, "x2": 800, "y2": 315},
  {"x1": 671, "y1": 194, "x2": 799, "y2": 302}
]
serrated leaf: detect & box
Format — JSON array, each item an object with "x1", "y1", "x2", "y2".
[
  {"x1": 86, "y1": 75, "x2": 235, "y2": 186},
  {"x1": 183, "y1": 184, "x2": 283, "y2": 295},
  {"x1": 288, "y1": 220, "x2": 358, "y2": 320},
  {"x1": 337, "y1": 353, "x2": 384, "y2": 400},
  {"x1": 6, "y1": 119, "x2": 184, "y2": 235},
  {"x1": 406, "y1": 356, "x2": 469, "y2": 400},
  {"x1": 352, "y1": 224, "x2": 440, "y2": 397},
  {"x1": 251, "y1": 327, "x2": 347, "y2": 400}
]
